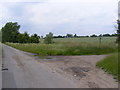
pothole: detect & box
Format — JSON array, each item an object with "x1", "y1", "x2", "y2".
[
  {"x1": 64, "y1": 67, "x2": 90, "y2": 78},
  {"x1": 2, "y1": 68, "x2": 8, "y2": 71}
]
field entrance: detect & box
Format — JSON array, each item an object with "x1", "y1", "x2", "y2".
[{"x1": 34, "y1": 55, "x2": 118, "y2": 88}]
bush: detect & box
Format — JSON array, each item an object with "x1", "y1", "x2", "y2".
[{"x1": 44, "y1": 32, "x2": 53, "y2": 44}]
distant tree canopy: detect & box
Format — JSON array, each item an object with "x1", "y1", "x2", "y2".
[
  {"x1": 52, "y1": 33, "x2": 117, "y2": 38},
  {"x1": 66, "y1": 34, "x2": 73, "y2": 38},
  {"x1": 1, "y1": 22, "x2": 40, "y2": 43},
  {"x1": 74, "y1": 34, "x2": 77, "y2": 37},
  {"x1": 102, "y1": 34, "x2": 111, "y2": 37},
  {"x1": 90, "y1": 34, "x2": 117, "y2": 37},
  {"x1": 90, "y1": 34, "x2": 97, "y2": 37}
]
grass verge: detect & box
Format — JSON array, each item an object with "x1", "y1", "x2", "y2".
[
  {"x1": 96, "y1": 53, "x2": 119, "y2": 81},
  {"x1": 4, "y1": 42, "x2": 117, "y2": 56}
]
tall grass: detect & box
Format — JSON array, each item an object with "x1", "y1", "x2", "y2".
[
  {"x1": 5, "y1": 37, "x2": 117, "y2": 56},
  {"x1": 53, "y1": 37, "x2": 117, "y2": 44},
  {"x1": 96, "y1": 53, "x2": 119, "y2": 81}
]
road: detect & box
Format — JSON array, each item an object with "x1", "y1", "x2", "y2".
[
  {"x1": 2, "y1": 44, "x2": 75, "y2": 88},
  {"x1": 0, "y1": 44, "x2": 2, "y2": 89}
]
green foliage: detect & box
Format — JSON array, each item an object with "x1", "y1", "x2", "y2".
[
  {"x1": 90, "y1": 34, "x2": 97, "y2": 37},
  {"x1": 1, "y1": 22, "x2": 40, "y2": 43},
  {"x1": 17, "y1": 33, "x2": 26, "y2": 43},
  {"x1": 0, "y1": 29, "x2": 2, "y2": 42},
  {"x1": 44, "y1": 32, "x2": 53, "y2": 44},
  {"x1": 66, "y1": 34, "x2": 73, "y2": 38},
  {"x1": 74, "y1": 34, "x2": 77, "y2": 37},
  {"x1": 96, "y1": 53, "x2": 119, "y2": 81},
  {"x1": 102, "y1": 34, "x2": 111, "y2": 37},
  {"x1": 117, "y1": 20, "x2": 120, "y2": 44},
  {"x1": 29, "y1": 34, "x2": 40, "y2": 43},
  {"x1": 23, "y1": 32, "x2": 29, "y2": 43},
  {"x1": 1, "y1": 22, "x2": 20, "y2": 43}
]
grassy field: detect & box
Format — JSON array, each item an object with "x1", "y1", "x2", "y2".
[
  {"x1": 96, "y1": 53, "x2": 119, "y2": 81},
  {"x1": 39, "y1": 37, "x2": 117, "y2": 44},
  {"x1": 5, "y1": 37, "x2": 118, "y2": 56}
]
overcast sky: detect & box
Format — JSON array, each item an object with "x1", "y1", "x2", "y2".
[{"x1": 0, "y1": 0, "x2": 119, "y2": 36}]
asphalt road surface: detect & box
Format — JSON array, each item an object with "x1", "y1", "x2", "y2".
[
  {"x1": 0, "y1": 67, "x2": 1, "y2": 89},
  {"x1": 2, "y1": 44, "x2": 75, "y2": 88}
]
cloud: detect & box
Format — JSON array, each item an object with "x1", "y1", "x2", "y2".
[
  {"x1": 49, "y1": 0, "x2": 119, "y2": 3},
  {"x1": 0, "y1": 0, "x2": 48, "y2": 3},
  {"x1": 1, "y1": 0, "x2": 118, "y2": 3},
  {"x1": 0, "y1": 0, "x2": 118, "y2": 36}
]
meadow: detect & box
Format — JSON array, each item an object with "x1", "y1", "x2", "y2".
[{"x1": 5, "y1": 37, "x2": 118, "y2": 56}]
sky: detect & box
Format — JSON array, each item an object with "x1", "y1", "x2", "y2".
[{"x1": 0, "y1": 0, "x2": 119, "y2": 36}]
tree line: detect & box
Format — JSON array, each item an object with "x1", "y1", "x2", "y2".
[
  {"x1": 0, "y1": 22, "x2": 119, "y2": 44},
  {"x1": 53, "y1": 33, "x2": 117, "y2": 38},
  {"x1": 1, "y1": 22, "x2": 40, "y2": 43}
]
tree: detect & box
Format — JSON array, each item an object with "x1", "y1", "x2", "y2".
[
  {"x1": 111, "y1": 34, "x2": 117, "y2": 37},
  {"x1": 103, "y1": 34, "x2": 111, "y2": 37},
  {"x1": 117, "y1": 20, "x2": 120, "y2": 44},
  {"x1": 10, "y1": 31, "x2": 20, "y2": 43},
  {"x1": 30, "y1": 34, "x2": 40, "y2": 43},
  {"x1": 99, "y1": 34, "x2": 102, "y2": 37},
  {"x1": 53, "y1": 35, "x2": 63, "y2": 38},
  {"x1": 74, "y1": 34, "x2": 77, "y2": 37},
  {"x1": 90, "y1": 34, "x2": 97, "y2": 37},
  {"x1": 17, "y1": 33, "x2": 25, "y2": 43},
  {"x1": 1, "y1": 22, "x2": 40, "y2": 43},
  {"x1": 28, "y1": 34, "x2": 40, "y2": 43},
  {"x1": 1, "y1": 22, "x2": 20, "y2": 43},
  {"x1": 66, "y1": 34, "x2": 73, "y2": 38},
  {"x1": 41, "y1": 36, "x2": 44, "y2": 38},
  {"x1": 0, "y1": 29, "x2": 2, "y2": 42},
  {"x1": 23, "y1": 32, "x2": 29, "y2": 43},
  {"x1": 44, "y1": 32, "x2": 53, "y2": 44}
]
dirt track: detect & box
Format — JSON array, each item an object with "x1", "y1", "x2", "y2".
[{"x1": 34, "y1": 55, "x2": 118, "y2": 88}]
